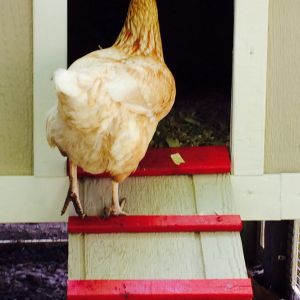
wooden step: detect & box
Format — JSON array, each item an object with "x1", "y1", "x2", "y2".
[
  {"x1": 67, "y1": 215, "x2": 251, "y2": 299},
  {"x1": 75, "y1": 146, "x2": 231, "y2": 178},
  {"x1": 67, "y1": 279, "x2": 253, "y2": 300},
  {"x1": 68, "y1": 215, "x2": 242, "y2": 234},
  {"x1": 68, "y1": 171, "x2": 252, "y2": 299}
]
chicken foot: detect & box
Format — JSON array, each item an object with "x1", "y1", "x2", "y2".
[
  {"x1": 103, "y1": 180, "x2": 128, "y2": 218},
  {"x1": 61, "y1": 161, "x2": 86, "y2": 218}
]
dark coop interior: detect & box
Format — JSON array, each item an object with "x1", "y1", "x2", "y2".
[{"x1": 68, "y1": 0, "x2": 234, "y2": 147}]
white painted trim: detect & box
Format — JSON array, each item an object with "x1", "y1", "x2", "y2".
[
  {"x1": 0, "y1": 177, "x2": 68, "y2": 223},
  {"x1": 231, "y1": 0, "x2": 269, "y2": 175},
  {"x1": 1, "y1": 173, "x2": 300, "y2": 222},
  {"x1": 33, "y1": 0, "x2": 67, "y2": 176},
  {"x1": 31, "y1": 0, "x2": 270, "y2": 177},
  {"x1": 232, "y1": 173, "x2": 300, "y2": 220},
  {"x1": 194, "y1": 173, "x2": 300, "y2": 221},
  {"x1": 0, "y1": 1, "x2": 69, "y2": 224},
  {"x1": 231, "y1": 174, "x2": 281, "y2": 220}
]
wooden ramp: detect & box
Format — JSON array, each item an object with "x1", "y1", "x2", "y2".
[{"x1": 67, "y1": 147, "x2": 253, "y2": 299}]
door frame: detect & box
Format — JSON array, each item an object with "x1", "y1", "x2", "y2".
[{"x1": 0, "y1": 0, "x2": 272, "y2": 222}]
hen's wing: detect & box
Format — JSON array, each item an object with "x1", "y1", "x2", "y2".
[
  {"x1": 54, "y1": 50, "x2": 175, "y2": 132},
  {"x1": 105, "y1": 57, "x2": 176, "y2": 120}
]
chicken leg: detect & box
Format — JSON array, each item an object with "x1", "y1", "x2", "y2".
[
  {"x1": 61, "y1": 161, "x2": 86, "y2": 218},
  {"x1": 103, "y1": 180, "x2": 128, "y2": 217}
]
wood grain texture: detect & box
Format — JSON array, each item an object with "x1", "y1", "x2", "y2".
[
  {"x1": 67, "y1": 175, "x2": 248, "y2": 280},
  {"x1": 78, "y1": 176, "x2": 196, "y2": 217},
  {"x1": 265, "y1": 0, "x2": 300, "y2": 173},
  {"x1": 68, "y1": 234, "x2": 85, "y2": 279},
  {"x1": 193, "y1": 175, "x2": 248, "y2": 279},
  {"x1": 0, "y1": 0, "x2": 33, "y2": 175},
  {"x1": 3, "y1": 173, "x2": 297, "y2": 223},
  {"x1": 193, "y1": 175, "x2": 234, "y2": 215},
  {"x1": 76, "y1": 176, "x2": 202, "y2": 280},
  {"x1": 84, "y1": 233, "x2": 204, "y2": 280},
  {"x1": 199, "y1": 232, "x2": 247, "y2": 279}
]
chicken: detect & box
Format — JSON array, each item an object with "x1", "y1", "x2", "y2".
[{"x1": 46, "y1": 0, "x2": 176, "y2": 218}]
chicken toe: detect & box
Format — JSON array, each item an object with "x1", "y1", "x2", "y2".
[
  {"x1": 61, "y1": 189, "x2": 86, "y2": 219},
  {"x1": 103, "y1": 197, "x2": 127, "y2": 218},
  {"x1": 61, "y1": 160, "x2": 86, "y2": 218}
]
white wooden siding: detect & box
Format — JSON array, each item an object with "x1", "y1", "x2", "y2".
[
  {"x1": 33, "y1": 0, "x2": 67, "y2": 176},
  {"x1": 231, "y1": 0, "x2": 269, "y2": 175},
  {"x1": 0, "y1": 0, "x2": 68, "y2": 223},
  {"x1": 0, "y1": 177, "x2": 68, "y2": 223},
  {"x1": 232, "y1": 175, "x2": 281, "y2": 220}
]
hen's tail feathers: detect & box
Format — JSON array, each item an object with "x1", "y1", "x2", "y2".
[
  {"x1": 53, "y1": 68, "x2": 101, "y2": 132},
  {"x1": 54, "y1": 68, "x2": 82, "y2": 99}
]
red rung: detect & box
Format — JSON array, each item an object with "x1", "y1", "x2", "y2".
[
  {"x1": 67, "y1": 279, "x2": 253, "y2": 300},
  {"x1": 68, "y1": 215, "x2": 242, "y2": 234},
  {"x1": 75, "y1": 146, "x2": 231, "y2": 178}
]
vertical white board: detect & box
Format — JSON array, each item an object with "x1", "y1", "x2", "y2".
[
  {"x1": 33, "y1": 0, "x2": 67, "y2": 176},
  {"x1": 231, "y1": 0, "x2": 269, "y2": 175}
]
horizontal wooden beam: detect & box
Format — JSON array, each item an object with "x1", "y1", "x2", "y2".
[
  {"x1": 0, "y1": 176, "x2": 68, "y2": 223},
  {"x1": 76, "y1": 146, "x2": 231, "y2": 178},
  {"x1": 67, "y1": 279, "x2": 253, "y2": 300},
  {"x1": 68, "y1": 215, "x2": 242, "y2": 234},
  {"x1": 2, "y1": 173, "x2": 300, "y2": 222}
]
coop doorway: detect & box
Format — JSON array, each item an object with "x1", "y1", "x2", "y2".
[{"x1": 67, "y1": 0, "x2": 234, "y2": 149}]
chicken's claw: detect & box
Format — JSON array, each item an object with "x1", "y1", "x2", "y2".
[
  {"x1": 103, "y1": 197, "x2": 128, "y2": 218},
  {"x1": 61, "y1": 190, "x2": 86, "y2": 219}
]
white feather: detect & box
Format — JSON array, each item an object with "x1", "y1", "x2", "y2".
[{"x1": 54, "y1": 68, "x2": 81, "y2": 98}]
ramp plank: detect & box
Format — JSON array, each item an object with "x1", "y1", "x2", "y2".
[
  {"x1": 68, "y1": 279, "x2": 253, "y2": 299},
  {"x1": 68, "y1": 215, "x2": 242, "y2": 234},
  {"x1": 76, "y1": 146, "x2": 230, "y2": 178}
]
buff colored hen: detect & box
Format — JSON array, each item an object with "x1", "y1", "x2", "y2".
[{"x1": 46, "y1": 0, "x2": 176, "y2": 218}]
